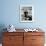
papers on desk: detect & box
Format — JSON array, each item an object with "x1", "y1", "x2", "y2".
[
  {"x1": 7, "y1": 24, "x2": 16, "y2": 32},
  {"x1": 24, "y1": 28, "x2": 38, "y2": 32}
]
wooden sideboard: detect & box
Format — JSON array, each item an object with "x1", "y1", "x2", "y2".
[{"x1": 2, "y1": 29, "x2": 45, "y2": 46}]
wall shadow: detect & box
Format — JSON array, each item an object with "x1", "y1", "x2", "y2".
[{"x1": 0, "y1": 24, "x2": 7, "y2": 43}]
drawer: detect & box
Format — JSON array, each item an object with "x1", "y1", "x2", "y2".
[
  {"x1": 32, "y1": 44, "x2": 44, "y2": 46},
  {"x1": 3, "y1": 35, "x2": 23, "y2": 44},
  {"x1": 3, "y1": 42, "x2": 15, "y2": 46},
  {"x1": 24, "y1": 32, "x2": 44, "y2": 36},
  {"x1": 3, "y1": 37, "x2": 23, "y2": 46},
  {"x1": 3, "y1": 36, "x2": 23, "y2": 42},
  {"x1": 3, "y1": 43, "x2": 22, "y2": 46},
  {"x1": 32, "y1": 36, "x2": 45, "y2": 44},
  {"x1": 3, "y1": 32, "x2": 23, "y2": 36},
  {"x1": 3, "y1": 43, "x2": 23, "y2": 46}
]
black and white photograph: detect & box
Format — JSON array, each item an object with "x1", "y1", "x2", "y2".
[{"x1": 20, "y1": 5, "x2": 34, "y2": 22}]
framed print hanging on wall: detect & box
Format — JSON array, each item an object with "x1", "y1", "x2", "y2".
[{"x1": 20, "y1": 5, "x2": 34, "y2": 22}]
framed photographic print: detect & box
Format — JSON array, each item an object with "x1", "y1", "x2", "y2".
[{"x1": 20, "y1": 5, "x2": 34, "y2": 22}]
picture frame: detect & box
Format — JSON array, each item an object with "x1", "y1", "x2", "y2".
[{"x1": 20, "y1": 5, "x2": 34, "y2": 22}]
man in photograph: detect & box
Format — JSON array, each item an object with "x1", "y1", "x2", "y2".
[{"x1": 24, "y1": 10, "x2": 32, "y2": 20}]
